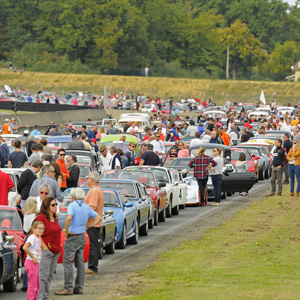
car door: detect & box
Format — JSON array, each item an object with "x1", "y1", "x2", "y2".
[
  {"x1": 136, "y1": 183, "x2": 149, "y2": 225},
  {"x1": 168, "y1": 170, "x2": 179, "y2": 207},
  {"x1": 178, "y1": 171, "x2": 188, "y2": 203},
  {"x1": 221, "y1": 171, "x2": 257, "y2": 193},
  {"x1": 172, "y1": 170, "x2": 185, "y2": 206}
]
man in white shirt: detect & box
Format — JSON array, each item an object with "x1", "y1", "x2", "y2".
[
  {"x1": 190, "y1": 132, "x2": 203, "y2": 147},
  {"x1": 201, "y1": 129, "x2": 211, "y2": 143},
  {"x1": 151, "y1": 133, "x2": 165, "y2": 164},
  {"x1": 99, "y1": 146, "x2": 112, "y2": 171}
]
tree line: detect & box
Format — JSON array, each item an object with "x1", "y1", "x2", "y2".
[{"x1": 1, "y1": 0, "x2": 300, "y2": 80}]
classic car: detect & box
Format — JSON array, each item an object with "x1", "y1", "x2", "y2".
[
  {"x1": 47, "y1": 135, "x2": 72, "y2": 148},
  {"x1": 202, "y1": 110, "x2": 227, "y2": 123},
  {"x1": 77, "y1": 163, "x2": 92, "y2": 187},
  {"x1": 58, "y1": 188, "x2": 117, "y2": 260},
  {"x1": 183, "y1": 176, "x2": 202, "y2": 205},
  {"x1": 100, "y1": 179, "x2": 154, "y2": 237},
  {"x1": 125, "y1": 166, "x2": 181, "y2": 217},
  {"x1": 230, "y1": 147, "x2": 258, "y2": 175},
  {"x1": 169, "y1": 169, "x2": 188, "y2": 209},
  {"x1": 0, "y1": 231, "x2": 18, "y2": 292},
  {"x1": 119, "y1": 170, "x2": 168, "y2": 223},
  {"x1": 0, "y1": 206, "x2": 25, "y2": 283},
  {"x1": 100, "y1": 170, "x2": 123, "y2": 180},
  {"x1": 1, "y1": 168, "x2": 26, "y2": 207},
  {"x1": 235, "y1": 145, "x2": 270, "y2": 180},
  {"x1": 117, "y1": 113, "x2": 152, "y2": 133}
]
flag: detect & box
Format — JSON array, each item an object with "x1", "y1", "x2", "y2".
[{"x1": 260, "y1": 90, "x2": 266, "y2": 105}]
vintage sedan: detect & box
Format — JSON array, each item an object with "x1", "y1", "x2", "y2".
[
  {"x1": 0, "y1": 232, "x2": 18, "y2": 292},
  {"x1": 58, "y1": 188, "x2": 117, "y2": 260},
  {"x1": 230, "y1": 147, "x2": 258, "y2": 175},
  {"x1": 119, "y1": 170, "x2": 168, "y2": 223},
  {"x1": 100, "y1": 179, "x2": 154, "y2": 237}
]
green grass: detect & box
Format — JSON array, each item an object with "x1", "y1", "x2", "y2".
[
  {"x1": 1, "y1": 68, "x2": 300, "y2": 105},
  {"x1": 122, "y1": 190, "x2": 300, "y2": 300}
]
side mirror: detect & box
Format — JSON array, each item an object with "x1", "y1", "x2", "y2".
[
  {"x1": 5, "y1": 235, "x2": 14, "y2": 243},
  {"x1": 125, "y1": 201, "x2": 134, "y2": 208},
  {"x1": 106, "y1": 210, "x2": 114, "y2": 216},
  {"x1": 158, "y1": 182, "x2": 166, "y2": 188}
]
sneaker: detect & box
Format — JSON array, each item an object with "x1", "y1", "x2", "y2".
[
  {"x1": 54, "y1": 289, "x2": 73, "y2": 295},
  {"x1": 210, "y1": 202, "x2": 220, "y2": 206},
  {"x1": 239, "y1": 193, "x2": 244, "y2": 197},
  {"x1": 245, "y1": 193, "x2": 249, "y2": 197}
]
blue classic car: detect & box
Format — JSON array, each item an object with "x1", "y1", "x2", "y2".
[
  {"x1": 0, "y1": 231, "x2": 18, "y2": 292},
  {"x1": 100, "y1": 180, "x2": 155, "y2": 238}
]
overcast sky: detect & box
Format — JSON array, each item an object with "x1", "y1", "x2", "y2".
[{"x1": 284, "y1": 0, "x2": 297, "y2": 6}]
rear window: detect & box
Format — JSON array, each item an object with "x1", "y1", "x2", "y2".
[{"x1": 0, "y1": 210, "x2": 22, "y2": 230}]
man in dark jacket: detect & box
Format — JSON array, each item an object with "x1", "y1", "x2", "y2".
[
  {"x1": 266, "y1": 138, "x2": 286, "y2": 197},
  {"x1": 283, "y1": 133, "x2": 293, "y2": 184},
  {"x1": 139, "y1": 144, "x2": 160, "y2": 166},
  {"x1": 66, "y1": 155, "x2": 80, "y2": 188},
  {"x1": 17, "y1": 160, "x2": 43, "y2": 209}
]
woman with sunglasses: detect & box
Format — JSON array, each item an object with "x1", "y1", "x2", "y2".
[
  {"x1": 36, "y1": 196, "x2": 61, "y2": 300},
  {"x1": 178, "y1": 141, "x2": 189, "y2": 157},
  {"x1": 287, "y1": 139, "x2": 300, "y2": 196},
  {"x1": 209, "y1": 148, "x2": 224, "y2": 206}
]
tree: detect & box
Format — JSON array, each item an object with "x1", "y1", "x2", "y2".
[{"x1": 218, "y1": 20, "x2": 266, "y2": 80}]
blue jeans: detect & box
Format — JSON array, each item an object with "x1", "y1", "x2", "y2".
[
  {"x1": 211, "y1": 174, "x2": 222, "y2": 203},
  {"x1": 288, "y1": 165, "x2": 295, "y2": 193},
  {"x1": 294, "y1": 165, "x2": 300, "y2": 193}
]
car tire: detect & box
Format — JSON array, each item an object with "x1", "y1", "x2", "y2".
[
  {"x1": 3, "y1": 265, "x2": 17, "y2": 292},
  {"x1": 153, "y1": 208, "x2": 159, "y2": 226},
  {"x1": 258, "y1": 166, "x2": 264, "y2": 180},
  {"x1": 221, "y1": 192, "x2": 227, "y2": 199},
  {"x1": 179, "y1": 203, "x2": 186, "y2": 209},
  {"x1": 172, "y1": 204, "x2": 179, "y2": 215},
  {"x1": 128, "y1": 218, "x2": 139, "y2": 244},
  {"x1": 158, "y1": 207, "x2": 166, "y2": 222},
  {"x1": 265, "y1": 167, "x2": 270, "y2": 179},
  {"x1": 140, "y1": 218, "x2": 149, "y2": 236},
  {"x1": 105, "y1": 233, "x2": 116, "y2": 254},
  {"x1": 98, "y1": 230, "x2": 104, "y2": 260},
  {"x1": 17, "y1": 258, "x2": 22, "y2": 283},
  {"x1": 166, "y1": 198, "x2": 172, "y2": 218},
  {"x1": 116, "y1": 224, "x2": 127, "y2": 249}
]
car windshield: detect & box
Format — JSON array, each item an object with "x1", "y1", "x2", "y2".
[
  {"x1": 243, "y1": 148, "x2": 260, "y2": 156},
  {"x1": 231, "y1": 151, "x2": 251, "y2": 161},
  {"x1": 119, "y1": 170, "x2": 157, "y2": 187},
  {"x1": 169, "y1": 158, "x2": 193, "y2": 170},
  {"x1": 101, "y1": 170, "x2": 122, "y2": 179},
  {"x1": 191, "y1": 148, "x2": 214, "y2": 157},
  {"x1": 79, "y1": 165, "x2": 89, "y2": 178},
  {"x1": 101, "y1": 182, "x2": 137, "y2": 198},
  {"x1": 76, "y1": 155, "x2": 92, "y2": 165},
  {"x1": 149, "y1": 168, "x2": 170, "y2": 183},
  {"x1": 103, "y1": 190, "x2": 120, "y2": 207},
  {"x1": 0, "y1": 210, "x2": 22, "y2": 230}
]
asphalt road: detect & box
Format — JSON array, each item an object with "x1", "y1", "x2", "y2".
[{"x1": 0, "y1": 179, "x2": 270, "y2": 299}]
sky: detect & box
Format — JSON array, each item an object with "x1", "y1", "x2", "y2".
[{"x1": 284, "y1": 0, "x2": 297, "y2": 6}]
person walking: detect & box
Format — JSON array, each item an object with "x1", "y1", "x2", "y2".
[
  {"x1": 66, "y1": 155, "x2": 80, "y2": 188},
  {"x1": 8, "y1": 140, "x2": 29, "y2": 168},
  {"x1": 17, "y1": 160, "x2": 43, "y2": 209},
  {"x1": 84, "y1": 172, "x2": 104, "y2": 275},
  {"x1": 189, "y1": 147, "x2": 216, "y2": 206},
  {"x1": 23, "y1": 221, "x2": 47, "y2": 300},
  {"x1": 287, "y1": 139, "x2": 300, "y2": 196},
  {"x1": 209, "y1": 148, "x2": 224, "y2": 206},
  {"x1": 0, "y1": 136, "x2": 10, "y2": 164},
  {"x1": 55, "y1": 188, "x2": 101, "y2": 295},
  {"x1": 56, "y1": 148, "x2": 70, "y2": 192},
  {"x1": 266, "y1": 138, "x2": 286, "y2": 197},
  {"x1": 36, "y1": 197, "x2": 62, "y2": 300}
]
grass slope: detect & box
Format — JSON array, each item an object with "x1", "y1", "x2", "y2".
[
  {"x1": 1, "y1": 69, "x2": 300, "y2": 105},
  {"x1": 123, "y1": 191, "x2": 300, "y2": 300}
]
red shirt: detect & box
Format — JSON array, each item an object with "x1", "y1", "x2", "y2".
[
  {"x1": 0, "y1": 171, "x2": 14, "y2": 205},
  {"x1": 36, "y1": 214, "x2": 62, "y2": 254}
]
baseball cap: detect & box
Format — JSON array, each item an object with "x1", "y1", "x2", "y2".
[
  {"x1": 51, "y1": 125, "x2": 57, "y2": 128},
  {"x1": 145, "y1": 127, "x2": 151, "y2": 132},
  {"x1": 72, "y1": 132, "x2": 77, "y2": 138},
  {"x1": 12, "y1": 118, "x2": 16, "y2": 121},
  {"x1": 24, "y1": 130, "x2": 29, "y2": 134},
  {"x1": 162, "y1": 121, "x2": 167, "y2": 125},
  {"x1": 91, "y1": 138, "x2": 97, "y2": 142},
  {"x1": 82, "y1": 125, "x2": 87, "y2": 128},
  {"x1": 5, "y1": 119, "x2": 9, "y2": 122}
]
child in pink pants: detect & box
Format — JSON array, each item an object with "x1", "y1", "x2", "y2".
[{"x1": 23, "y1": 221, "x2": 48, "y2": 300}]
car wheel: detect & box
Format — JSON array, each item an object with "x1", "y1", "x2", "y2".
[
  {"x1": 179, "y1": 203, "x2": 186, "y2": 209},
  {"x1": 128, "y1": 218, "x2": 139, "y2": 244},
  {"x1": 265, "y1": 167, "x2": 270, "y2": 179},
  {"x1": 17, "y1": 258, "x2": 22, "y2": 283},
  {"x1": 158, "y1": 207, "x2": 166, "y2": 222},
  {"x1": 140, "y1": 218, "x2": 149, "y2": 236},
  {"x1": 105, "y1": 232, "x2": 116, "y2": 254},
  {"x1": 172, "y1": 203, "x2": 179, "y2": 215},
  {"x1": 258, "y1": 166, "x2": 264, "y2": 180},
  {"x1": 116, "y1": 224, "x2": 127, "y2": 249},
  {"x1": 3, "y1": 264, "x2": 17, "y2": 292},
  {"x1": 166, "y1": 197, "x2": 172, "y2": 218},
  {"x1": 221, "y1": 192, "x2": 226, "y2": 199},
  {"x1": 153, "y1": 208, "x2": 158, "y2": 226},
  {"x1": 98, "y1": 230, "x2": 104, "y2": 260}
]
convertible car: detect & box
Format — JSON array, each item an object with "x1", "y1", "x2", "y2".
[
  {"x1": 100, "y1": 179, "x2": 154, "y2": 238},
  {"x1": 119, "y1": 170, "x2": 168, "y2": 223}
]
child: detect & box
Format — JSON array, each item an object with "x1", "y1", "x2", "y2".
[{"x1": 23, "y1": 222, "x2": 47, "y2": 300}]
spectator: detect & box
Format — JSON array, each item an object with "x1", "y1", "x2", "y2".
[
  {"x1": 99, "y1": 146, "x2": 112, "y2": 171},
  {"x1": 17, "y1": 160, "x2": 43, "y2": 209},
  {"x1": 186, "y1": 120, "x2": 198, "y2": 137},
  {"x1": 48, "y1": 125, "x2": 60, "y2": 136},
  {"x1": 106, "y1": 124, "x2": 117, "y2": 135},
  {"x1": 235, "y1": 153, "x2": 250, "y2": 196},
  {"x1": 140, "y1": 144, "x2": 160, "y2": 166},
  {"x1": 219, "y1": 127, "x2": 230, "y2": 146},
  {"x1": 0, "y1": 136, "x2": 9, "y2": 164},
  {"x1": 190, "y1": 132, "x2": 203, "y2": 147},
  {"x1": 10, "y1": 117, "x2": 19, "y2": 134},
  {"x1": 28, "y1": 144, "x2": 41, "y2": 165},
  {"x1": 209, "y1": 130, "x2": 224, "y2": 144},
  {"x1": 77, "y1": 125, "x2": 87, "y2": 136},
  {"x1": 56, "y1": 148, "x2": 70, "y2": 191},
  {"x1": 240, "y1": 128, "x2": 250, "y2": 143},
  {"x1": 84, "y1": 173, "x2": 104, "y2": 275},
  {"x1": 60, "y1": 124, "x2": 69, "y2": 135},
  {"x1": 80, "y1": 133, "x2": 92, "y2": 150},
  {"x1": 87, "y1": 126, "x2": 98, "y2": 140},
  {"x1": 2, "y1": 119, "x2": 11, "y2": 134},
  {"x1": 287, "y1": 139, "x2": 300, "y2": 196},
  {"x1": 91, "y1": 138, "x2": 98, "y2": 153},
  {"x1": 151, "y1": 134, "x2": 165, "y2": 164},
  {"x1": 0, "y1": 169, "x2": 14, "y2": 205},
  {"x1": 68, "y1": 123, "x2": 76, "y2": 134},
  {"x1": 66, "y1": 155, "x2": 80, "y2": 188},
  {"x1": 124, "y1": 142, "x2": 136, "y2": 168},
  {"x1": 109, "y1": 146, "x2": 121, "y2": 169},
  {"x1": 52, "y1": 162, "x2": 63, "y2": 188},
  {"x1": 283, "y1": 133, "x2": 293, "y2": 184},
  {"x1": 40, "y1": 139, "x2": 52, "y2": 154},
  {"x1": 228, "y1": 123, "x2": 239, "y2": 145},
  {"x1": 30, "y1": 125, "x2": 41, "y2": 136},
  {"x1": 67, "y1": 133, "x2": 86, "y2": 150},
  {"x1": 45, "y1": 121, "x2": 56, "y2": 135},
  {"x1": 178, "y1": 142, "x2": 189, "y2": 158},
  {"x1": 8, "y1": 140, "x2": 29, "y2": 168}
]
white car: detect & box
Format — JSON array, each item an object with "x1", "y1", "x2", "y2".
[
  {"x1": 184, "y1": 177, "x2": 201, "y2": 205},
  {"x1": 170, "y1": 169, "x2": 188, "y2": 209}
]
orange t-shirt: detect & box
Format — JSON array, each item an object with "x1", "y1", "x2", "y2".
[
  {"x1": 84, "y1": 186, "x2": 104, "y2": 227},
  {"x1": 56, "y1": 159, "x2": 70, "y2": 188},
  {"x1": 3, "y1": 123, "x2": 11, "y2": 134},
  {"x1": 291, "y1": 119, "x2": 299, "y2": 126}
]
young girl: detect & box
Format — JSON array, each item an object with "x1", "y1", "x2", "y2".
[{"x1": 23, "y1": 222, "x2": 47, "y2": 300}]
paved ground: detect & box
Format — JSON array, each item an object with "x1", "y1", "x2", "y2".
[{"x1": 0, "y1": 180, "x2": 270, "y2": 299}]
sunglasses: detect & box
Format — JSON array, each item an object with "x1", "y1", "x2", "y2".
[
  {"x1": 130, "y1": 145, "x2": 136, "y2": 148},
  {"x1": 39, "y1": 192, "x2": 49, "y2": 195},
  {"x1": 100, "y1": 149, "x2": 106, "y2": 153},
  {"x1": 59, "y1": 153, "x2": 66, "y2": 156},
  {"x1": 50, "y1": 203, "x2": 58, "y2": 207}
]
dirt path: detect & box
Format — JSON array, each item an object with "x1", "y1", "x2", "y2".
[{"x1": 51, "y1": 182, "x2": 270, "y2": 300}]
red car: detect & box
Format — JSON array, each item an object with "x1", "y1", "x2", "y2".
[
  {"x1": 0, "y1": 206, "x2": 25, "y2": 281},
  {"x1": 77, "y1": 163, "x2": 92, "y2": 187},
  {"x1": 230, "y1": 147, "x2": 258, "y2": 174},
  {"x1": 119, "y1": 170, "x2": 168, "y2": 224}
]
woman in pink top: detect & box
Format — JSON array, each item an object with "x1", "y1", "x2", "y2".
[{"x1": 178, "y1": 142, "x2": 189, "y2": 157}]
